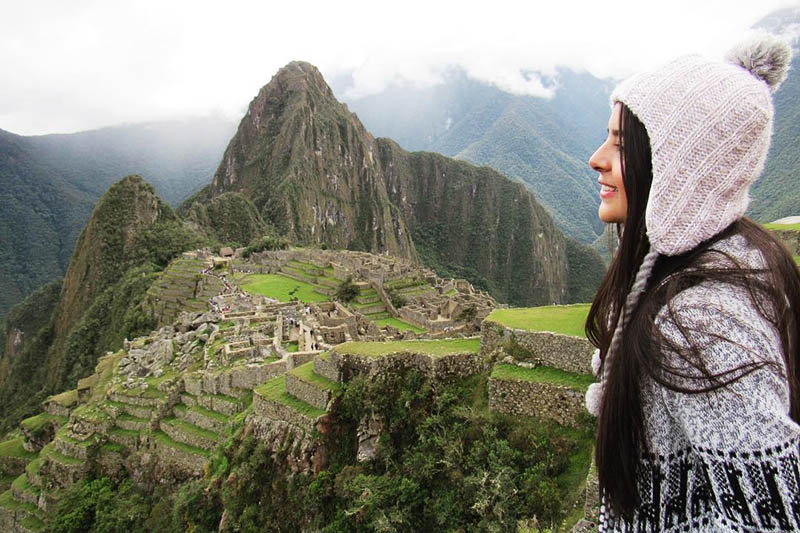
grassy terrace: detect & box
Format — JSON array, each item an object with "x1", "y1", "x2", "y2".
[
  {"x1": 491, "y1": 364, "x2": 595, "y2": 392},
  {"x1": 487, "y1": 304, "x2": 589, "y2": 338},
  {"x1": 162, "y1": 418, "x2": 219, "y2": 442},
  {"x1": 153, "y1": 430, "x2": 210, "y2": 457},
  {"x1": 101, "y1": 442, "x2": 126, "y2": 454},
  {"x1": 0, "y1": 438, "x2": 36, "y2": 460},
  {"x1": 48, "y1": 388, "x2": 78, "y2": 407},
  {"x1": 764, "y1": 222, "x2": 800, "y2": 231},
  {"x1": 175, "y1": 404, "x2": 229, "y2": 423},
  {"x1": 255, "y1": 376, "x2": 326, "y2": 419},
  {"x1": 0, "y1": 489, "x2": 37, "y2": 514},
  {"x1": 289, "y1": 362, "x2": 341, "y2": 392},
  {"x1": 333, "y1": 338, "x2": 480, "y2": 358},
  {"x1": 20, "y1": 413, "x2": 66, "y2": 432},
  {"x1": 373, "y1": 317, "x2": 426, "y2": 333},
  {"x1": 241, "y1": 273, "x2": 329, "y2": 303}
]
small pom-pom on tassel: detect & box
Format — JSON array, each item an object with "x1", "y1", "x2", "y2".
[
  {"x1": 585, "y1": 382, "x2": 603, "y2": 417},
  {"x1": 591, "y1": 348, "x2": 602, "y2": 377},
  {"x1": 725, "y1": 32, "x2": 792, "y2": 93}
]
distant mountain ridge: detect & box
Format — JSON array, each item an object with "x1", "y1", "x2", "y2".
[
  {"x1": 337, "y1": 68, "x2": 613, "y2": 244},
  {"x1": 0, "y1": 117, "x2": 235, "y2": 320}
]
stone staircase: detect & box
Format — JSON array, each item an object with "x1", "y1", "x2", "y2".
[{"x1": 350, "y1": 285, "x2": 387, "y2": 317}]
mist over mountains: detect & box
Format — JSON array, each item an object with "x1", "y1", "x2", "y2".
[{"x1": 334, "y1": 68, "x2": 613, "y2": 245}]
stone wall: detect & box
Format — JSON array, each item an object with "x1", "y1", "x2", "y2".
[
  {"x1": 772, "y1": 229, "x2": 800, "y2": 256},
  {"x1": 329, "y1": 350, "x2": 486, "y2": 386},
  {"x1": 480, "y1": 320, "x2": 593, "y2": 375},
  {"x1": 160, "y1": 421, "x2": 216, "y2": 450},
  {"x1": 313, "y1": 356, "x2": 341, "y2": 382},
  {"x1": 151, "y1": 438, "x2": 207, "y2": 478},
  {"x1": 252, "y1": 393, "x2": 318, "y2": 433},
  {"x1": 488, "y1": 378, "x2": 585, "y2": 427},
  {"x1": 285, "y1": 374, "x2": 331, "y2": 410}
]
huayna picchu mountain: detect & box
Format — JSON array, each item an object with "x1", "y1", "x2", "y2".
[
  {"x1": 186, "y1": 61, "x2": 602, "y2": 306},
  {"x1": 0, "y1": 175, "x2": 205, "y2": 432}
]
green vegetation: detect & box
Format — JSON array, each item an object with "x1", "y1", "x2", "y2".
[
  {"x1": 0, "y1": 488, "x2": 38, "y2": 514},
  {"x1": 334, "y1": 276, "x2": 359, "y2": 303},
  {"x1": 242, "y1": 234, "x2": 289, "y2": 258},
  {"x1": 289, "y1": 362, "x2": 341, "y2": 392},
  {"x1": 255, "y1": 376, "x2": 326, "y2": 419},
  {"x1": 334, "y1": 337, "x2": 480, "y2": 358},
  {"x1": 162, "y1": 418, "x2": 219, "y2": 443},
  {"x1": 491, "y1": 364, "x2": 596, "y2": 392},
  {"x1": 763, "y1": 222, "x2": 800, "y2": 231},
  {"x1": 0, "y1": 437, "x2": 36, "y2": 459},
  {"x1": 153, "y1": 430, "x2": 210, "y2": 457},
  {"x1": 20, "y1": 412, "x2": 63, "y2": 432},
  {"x1": 282, "y1": 341, "x2": 299, "y2": 353},
  {"x1": 241, "y1": 274, "x2": 329, "y2": 303},
  {"x1": 487, "y1": 304, "x2": 590, "y2": 338},
  {"x1": 373, "y1": 316, "x2": 426, "y2": 333},
  {"x1": 565, "y1": 238, "x2": 604, "y2": 303},
  {"x1": 795, "y1": 256, "x2": 800, "y2": 266}
]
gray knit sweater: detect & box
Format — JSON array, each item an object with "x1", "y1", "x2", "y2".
[{"x1": 599, "y1": 235, "x2": 800, "y2": 531}]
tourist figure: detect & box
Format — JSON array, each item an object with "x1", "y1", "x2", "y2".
[{"x1": 585, "y1": 36, "x2": 800, "y2": 531}]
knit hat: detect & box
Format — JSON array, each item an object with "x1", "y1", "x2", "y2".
[
  {"x1": 613, "y1": 33, "x2": 791, "y2": 256},
  {"x1": 585, "y1": 34, "x2": 792, "y2": 417}
]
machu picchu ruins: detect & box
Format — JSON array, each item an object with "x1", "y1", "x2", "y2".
[{"x1": 0, "y1": 246, "x2": 599, "y2": 531}]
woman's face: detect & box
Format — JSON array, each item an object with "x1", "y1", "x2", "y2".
[{"x1": 589, "y1": 103, "x2": 627, "y2": 224}]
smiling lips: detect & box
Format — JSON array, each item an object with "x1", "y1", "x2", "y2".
[{"x1": 599, "y1": 183, "x2": 618, "y2": 199}]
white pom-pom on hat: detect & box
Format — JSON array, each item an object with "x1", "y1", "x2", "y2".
[
  {"x1": 725, "y1": 32, "x2": 792, "y2": 93},
  {"x1": 585, "y1": 382, "x2": 603, "y2": 417}
]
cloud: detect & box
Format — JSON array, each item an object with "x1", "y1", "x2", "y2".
[{"x1": 0, "y1": 0, "x2": 794, "y2": 134}]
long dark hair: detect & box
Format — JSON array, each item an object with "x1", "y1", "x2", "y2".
[{"x1": 586, "y1": 103, "x2": 800, "y2": 519}]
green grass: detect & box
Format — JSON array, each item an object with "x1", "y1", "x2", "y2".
[
  {"x1": 289, "y1": 362, "x2": 341, "y2": 392},
  {"x1": 0, "y1": 438, "x2": 36, "y2": 459},
  {"x1": 153, "y1": 430, "x2": 210, "y2": 457},
  {"x1": 241, "y1": 274, "x2": 329, "y2": 303},
  {"x1": 162, "y1": 418, "x2": 219, "y2": 442},
  {"x1": 334, "y1": 338, "x2": 480, "y2": 358},
  {"x1": 373, "y1": 317, "x2": 426, "y2": 333},
  {"x1": 764, "y1": 222, "x2": 800, "y2": 231},
  {"x1": 108, "y1": 428, "x2": 140, "y2": 440},
  {"x1": 48, "y1": 388, "x2": 78, "y2": 407},
  {"x1": 283, "y1": 341, "x2": 299, "y2": 353},
  {"x1": 445, "y1": 288, "x2": 458, "y2": 296},
  {"x1": 11, "y1": 473, "x2": 39, "y2": 495},
  {"x1": 491, "y1": 364, "x2": 595, "y2": 392},
  {"x1": 101, "y1": 442, "x2": 126, "y2": 454},
  {"x1": 184, "y1": 404, "x2": 230, "y2": 423},
  {"x1": 20, "y1": 413, "x2": 64, "y2": 432},
  {"x1": 0, "y1": 489, "x2": 37, "y2": 514},
  {"x1": 25, "y1": 458, "x2": 42, "y2": 478},
  {"x1": 45, "y1": 447, "x2": 82, "y2": 466},
  {"x1": 0, "y1": 475, "x2": 16, "y2": 487},
  {"x1": 795, "y1": 256, "x2": 800, "y2": 266},
  {"x1": 255, "y1": 376, "x2": 326, "y2": 419},
  {"x1": 487, "y1": 304, "x2": 590, "y2": 338},
  {"x1": 22, "y1": 514, "x2": 45, "y2": 530}
]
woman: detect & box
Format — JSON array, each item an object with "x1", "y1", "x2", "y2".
[{"x1": 584, "y1": 35, "x2": 800, "y2": 531}]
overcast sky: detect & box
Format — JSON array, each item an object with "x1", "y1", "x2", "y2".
[{"x1": 1, "y1": 0, "x2": 795, "y2": 135}]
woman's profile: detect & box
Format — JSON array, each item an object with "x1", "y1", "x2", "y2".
[{"x1": 584, "y1": 35, "x2": 800, "y2": 531}]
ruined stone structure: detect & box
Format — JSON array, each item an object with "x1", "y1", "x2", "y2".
[{"x1": 0, "y1": 251, "x2": 598, "y2": 532}]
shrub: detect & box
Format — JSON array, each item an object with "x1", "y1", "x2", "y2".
[{"x1": 335, "y1": 277, "x2": 359, "y2": 303}]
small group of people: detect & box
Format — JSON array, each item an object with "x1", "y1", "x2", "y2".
[{"x1": 585, "y1": 35, "x2": 800, "y2": 531}]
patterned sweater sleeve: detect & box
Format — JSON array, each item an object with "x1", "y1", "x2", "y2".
[{"x1": 654, "y1": 281, "x2": 800, "y2": 531}]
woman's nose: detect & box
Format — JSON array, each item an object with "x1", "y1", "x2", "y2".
[{"x1": 589, "y1": 145, "x2": 607, "y2": 172}]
